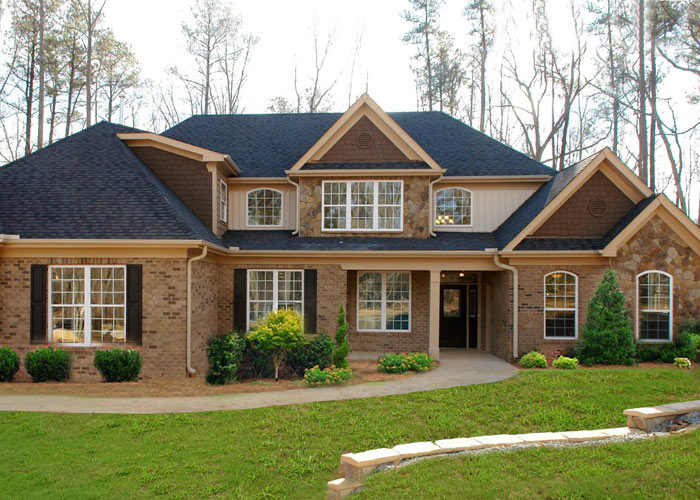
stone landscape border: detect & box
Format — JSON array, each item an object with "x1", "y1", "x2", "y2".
[{"x1": 327, "y1": 399, "x2": 700, "y2": 499}]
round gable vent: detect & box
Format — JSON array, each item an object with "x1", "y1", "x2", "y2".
[
  {"x1": 588, "y1": 198, "x2": 608, "y2": 218},
  {"x1": 356, "y1": 132, "x2": 373, "y2": 149}
]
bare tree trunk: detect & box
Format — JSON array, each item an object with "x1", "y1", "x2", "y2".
[
  {"x1": 86, "y1": 1, "x2": 92, "y2": 126},
  {"x1": 37, "y1": 0, "x2": 45, "y2": 148},
  {"x1": 648, "y1": 13, "x2": 657, "y2": 191},
  {"x1": 424, "y1": 3, "x2": 433, "y2": 111},
  {"x1": 478, "y1": 3, "x2": 487, "y2": 132},
  {"x1": 24, "y1": 35, "x2": 37, "y2": 156},
  {"x1": 606, "y1": 0, "x2": 619, "y2": 155},
  {"x1": 48, "y1": 90, "x2": 57, "y2": 144},
  {"x1": 638, "y1": 0, "x2": 649, "y2": 184}
]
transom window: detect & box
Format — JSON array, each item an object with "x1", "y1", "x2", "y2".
[
  {"x1": 49, "y1": 266, "x2": 126, "y2": 345},
  {"x1": 322, "y1": 180, "x2": 403, "y2": 231},
  {"x1": 247, "y1": 270, "x2": 303, "y2": 329},
  {"x1": 544, "y1": 271, "x2": 577, "y2": 338},
  {"x1": 247, "y1": 189, "x2": 282, "y2": 226},
  {"x1": 357, "y1": 271, "x2": 411, "y2": 331},
  {"x1": 219, "y1": 180, "x2": 228, "y2": 222},
  {"x1": 637, "y1": 271, "x2": 672, "y2": 341},
  {"x1": 435, "y1": 187, "x2": 472, "y2": 226}
]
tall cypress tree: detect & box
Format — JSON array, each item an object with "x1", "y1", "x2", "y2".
[
  {"x1": 577, "y1": 268, "x2": 636, "y2": 365},
  {"x1": 333, "y1": 305, "x2": 350, "y2": 368}
]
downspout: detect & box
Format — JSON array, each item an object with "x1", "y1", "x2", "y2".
[
  {"x1": 492, "y1": 253, "x2": 519, "y2": 360},
  {"x1": 428, "y1": 175, "x2": 443, "y2": 237},
  {"x1": 186, "y1": 245, "x2": 208, "y2": 375},
  {"x1": 288, "y1": 177, "x2": 300, "y2": 236}
]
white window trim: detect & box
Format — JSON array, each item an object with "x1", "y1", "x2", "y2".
[
  {"x1": 356, "y1": 271, "x2": 411, "y2": 332},
  {"x1": 246, "y1": 269, "x2": 304, "y2": 331},
  {"x1": 245, "y1": 188, "x2": 284, "y2": 228},
  {"x1": 543, "y1": 270, "x2": 578, "y2": 340},
  {"x1": 636, "y1": 270, "x2": 673, "y2": 343},
  {"x1": 322, "y1": 180, "x2": 404, "y2": 232},
  {"x1": 219, "y1": 180, "x2": 228, "y2": 223},
  {"x1": 47, "y1": 265, "x2": 127, "y2": 346},
  {"x1": 433, "y1": 187, "x2": 474, "y2": 229}
]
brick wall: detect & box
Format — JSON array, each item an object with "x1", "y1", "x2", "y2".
[
  {"x1": 298, "y1": 176, "x2": 431, "y2": 238},
  {"x1": 345, "y1": 270, "x2": 430, "y2": 352},
  {"x1": 483, "y1": 271, "x2": 513, "y2": 361},
  {"x1": 319, "y1": 116, "x2": 409, "y2": 162},
  {"x1": 0, "y1": 257, "x2": 187, "y2": 382},
  {"x1": 190, "y1": 260, "x2": 217, "y2": 373},
  {"x1": 534, "y1": 171, "x2": 635, "y2": 237},
  {"x1": 132, "y1": 147, "x2": 213, "y2": 229}
]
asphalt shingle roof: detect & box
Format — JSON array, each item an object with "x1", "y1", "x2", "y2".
[
  {"x1": 163, "y1": 112, "x2": 555, "y2": 178},
  {"x1": 222, "y1": 230, "x2": 497, "y2": 251},
  {"x1": 0, "y1": 122, "x2": 221, "y2": 244}
]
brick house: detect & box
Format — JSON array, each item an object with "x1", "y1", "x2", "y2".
[{"x1": 1, "y1": 94, "x2": 699, "y2": 381}]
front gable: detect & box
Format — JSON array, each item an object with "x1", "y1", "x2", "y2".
[{"x1": 318, "y1": 116, "x2": 409, "y2": 163}]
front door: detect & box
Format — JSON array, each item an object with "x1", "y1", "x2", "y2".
[{"x1": 440, "y1": 285, "x2": 467, "y2": 348}]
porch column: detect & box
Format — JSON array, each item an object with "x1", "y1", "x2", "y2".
[{"x1": 429, "y1": 270, "x2": 440, "y2": 361}]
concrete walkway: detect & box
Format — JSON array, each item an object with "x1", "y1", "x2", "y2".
[{"x1": 0, "y1": 350, "x2": 517, "y2": 414}]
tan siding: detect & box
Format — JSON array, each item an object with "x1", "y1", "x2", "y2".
[{"x1": 230, "y1": 183, "x2": 297, "y2": 231}]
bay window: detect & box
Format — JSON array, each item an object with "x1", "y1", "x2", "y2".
[
  {"x1": 322, "y1": 180, "x2": 403, "y2": 231},
  {"x1": 357, "y1": 271, "x2": 410, "y2": 331}
]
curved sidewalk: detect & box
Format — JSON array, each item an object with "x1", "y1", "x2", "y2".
[{"x1": 0, "y1": 351, "x2": 517, "y2": 414}]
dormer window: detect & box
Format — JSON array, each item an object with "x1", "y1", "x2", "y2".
[
  {"x1": 322, "y1": 180, "x2": 403, "y2": 231},
  {"x1": 247, "y1": 189, "x2": 282, "y2": 227},
  {"x1": 435, "y1": 187, "x2": 472, "y2": 227}
]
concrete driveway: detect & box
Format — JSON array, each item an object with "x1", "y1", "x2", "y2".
[{"x1": 0, "y1": 350, "x2": 517, "y2": 414}]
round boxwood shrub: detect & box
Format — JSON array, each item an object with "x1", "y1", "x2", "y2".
[
  {"x1": 519, "y1": 351, "x2": 547, "y2": 368},
  {"x1": 94, "y1": 348, "x2": 143, "y2": 382},
  {"x1": 552, "y1": 355, "x2": 579, "y2": 370},
  {"x1": 25, "y1": 347, "x2": 70, "y2": 382},
  {"x1": 206, "y1": 333, "x2": 246, "y2": 385},
  {"x1": 0, "y1": 346, "x2": 20, "y2": 382}
]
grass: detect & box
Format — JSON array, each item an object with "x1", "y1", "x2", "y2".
[{"x1": 0, "y1": 368, "x2": 698, "y2": 499}]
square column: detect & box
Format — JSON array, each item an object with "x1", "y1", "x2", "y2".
[{"x1": 429, "y1": 270, "x2": 440, "y2": 360}]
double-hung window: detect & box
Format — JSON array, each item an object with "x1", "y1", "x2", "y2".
[
  {"x1": 322, "y1": 180, "x2": 403, "y2": 231},
  {"x1": 219, "y1": 180, "x2": 228, "y2": 222},
  {"x1": 49, "y1": 266, "x2": 126, "y2": 345},
  {"x1": 637, "y1": 271, "x2": 672, "y2": 341},
  {"x1": 247, "y1": 270, "x2": 303, "y2": 329},
  {"x1": 357, "y1": 271, "x2": 410, "y2": 331},
  {"x1": 543, "y1": 271, "x2": 577, "y2": 338}
]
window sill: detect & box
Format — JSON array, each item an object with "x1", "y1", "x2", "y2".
[
  {"x1": 356, "y1": 329, "x2": 412, "y2": 334},
  {"x1": 636, "y1": 339, "x2": 673, "y2": 344},
  {"x1": 542, "y1": 337, "x2": 577, "y2": 342},
  {"x1": 322, "y1": 229, "x2": 404, "y2": 233}
]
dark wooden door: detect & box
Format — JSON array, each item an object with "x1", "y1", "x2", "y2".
[
  {"x1": 467, "y1": 284, "x2": 478, "y2": 348},
  {"x1": 440, "y1": 285, "x2": 467, "y2": 348}
]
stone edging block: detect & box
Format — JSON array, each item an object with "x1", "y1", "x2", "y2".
[
  {"x1": 392, "y1": 441, "x2": 442, "y2": 459},
  {"x1": 341, "y1": 448, "x2": 400, "y2": 467},
  {"x1": 435, "y1": 437, "x2": 485, "y2": 452},
  {"x1": 473, "y1": 434, "x2": 525, "y2": 447}
]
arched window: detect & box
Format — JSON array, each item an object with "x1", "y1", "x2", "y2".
[
  {"x1": 247, "y1": 189, "x2": 282, "y2": 227},
  {"x1": 434, "y1": 187, "x2": 472, "y2": 227},
  {"x1": 544, "y1": 271, "x2": 577, "y2": 338},
  {"x1": 637, "y1": 271, "x2": 673, "y2": 341}
]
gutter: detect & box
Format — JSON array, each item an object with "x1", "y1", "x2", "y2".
[
  {"x1": 186, "y1": 245, "x2": 208, "y2": 375},
  {"x1": 287, "y1": 176, "x2": 301, "y2": 236},
  {"x1": 491, "y1": 251, "x2": 519, "y2": 360}
]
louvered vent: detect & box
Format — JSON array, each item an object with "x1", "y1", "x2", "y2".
[
  {"x1": 588, "y1": 198, "x2": 608, "y2": 218},
  {"x1": 356, "y1": 132, "x2": 373, "y2": 149}
]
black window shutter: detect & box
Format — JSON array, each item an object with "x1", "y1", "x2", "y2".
[
  {"x1": 30, "y1": 265, "x2": 47, "y2": 343},
  {"x1": 304, "y1": 269, "x2": 317, "y2": 334},
  {"x1": 126, "y1": 265, "x2": 143, "y2": 344},
  {"x1": 233, "y1": 269, "x2": 247, "y2": 332}
]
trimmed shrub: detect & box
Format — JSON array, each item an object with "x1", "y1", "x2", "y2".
[
  {"x1": 520, "y1": 351, "x2": 547, "y2": 368},
  {"x1": 332, "y1": 306, "x2": 350, "y2": 368},
  {"x1": 552, "y1": 355, "x2": 579, "y2": 370},
  {"x1": 674, "y1": 357, "x2": 692, "y2": 369},
  {"x1": 577, "y1": 268, "x2": 635, "y2": 366},
  {"x1": 303, "y1": 365, "x2": 352, "y2": 386},
  {"x1": 636, "y1": 332, "x2": 700, "y2": 363},
  {"x1": 238, "y1": 337, "x2": 274, "y2": 379},
  {"x1": 378, "y1": 352, "x2": 434, "y2": 373},
  {"x1": 94, "y1": 349, "x2": 143, "y2": 382},
  {"x1": 248, "y1": 309, "x2": 304, "y2": 380},
  {"x1": 206, "y1": 333, "x2": 246, "y2": 385},
  {"x1": 0, "y1": 346, "x2": 20, "y2": 382},
  {"x1": 25, "y1": 347, "x2": 70, "y2": 382},
  {"x1": 286, "y1": 334, "x2": 334, "y2": 377}
]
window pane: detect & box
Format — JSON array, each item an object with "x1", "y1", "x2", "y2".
[
  {"x1": 435, "y1": 188, "x2": 471, "y2": 226},
  {"x1": 358, "y1": 272, "x2": 382, "y2": 330},
  {"x1": 639, "y1": 311, "x2": 670, "y2": 340},
  {"x1": 386, "y1": 301, "x2": 410, "y2": 330},
  {"x1": 247, "y1": 189, "x2": 282, "y2": 226},
  {"x1": 91, "y1": 306, "x2": 126, "y2": 343},
  {"x1": 51, "y1": 306, "x2": 86, "y2": 343},
  {"x1": 351, "y1": 206, "x2": 374, "y2": 229},
  {"x1": 545, "y1": 310, "x2": 576, "y2": 338},
  {"x1": 323, "y1": 182, "x2": 347, "y2": 229},
  {"x1": 639, "y1": 272, "x2": 670, "y2": 311},
  {"x1": 323, "y1": 206, "x2": 346, "y2": 229},
  {"x1": 378, "y1": 206, "x2": 401, "y2": 230}
]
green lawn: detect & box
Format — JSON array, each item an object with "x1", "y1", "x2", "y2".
[{"x1": 0, "y1": 368, "x2": 698, "y2": 499}]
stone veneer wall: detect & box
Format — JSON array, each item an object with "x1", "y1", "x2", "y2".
[
  {"x1": 345, "y1": 270, "x2": 430, "y2": 352},
  {"x1": 298, "y1": 176, "x2": 431, "y2": 238},
  {"x1": 0, "y1": 257, "x2": 187, "y2": 382},
  {"x1": 534, "y1": 171, "x2": 635, "y2": 237},
  {"x1": 319, "y1": 116, "x2": 409, "y2": 162}
]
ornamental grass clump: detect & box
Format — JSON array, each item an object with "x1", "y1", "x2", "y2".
[
  {"x1": 0, "y1": 346, "x2": 20, "y2": 382},
  {"x1": 519, "y1": 351, "x2": 547, "y2": 368},
  {"x1": 248, "y1": 309, "x2": 304, "y2": 381},
  {"x1": 552, "y1": 355, "x2": 579, "y2": 370},
  {"x1": 303, "y1": 365, "x2": 352, "y2": 386},
  {"x1": 577, "y1": 268, "x2": 635, "y2": 366}
]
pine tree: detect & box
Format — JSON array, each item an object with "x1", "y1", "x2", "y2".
[
  {"x1": 577, "y1": 268, "x2": 636, "y2": 365},
  {"x1": 332, "y1": 305, "x2": 350, "y2": 368}
]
